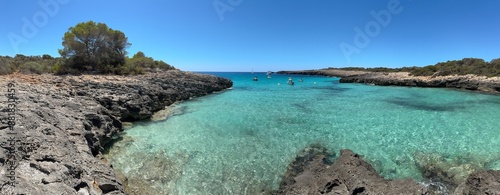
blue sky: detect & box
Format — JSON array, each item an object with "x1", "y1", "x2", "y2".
[{"x1": 1, "y1": 0, "x2": 499, "y2": 72}]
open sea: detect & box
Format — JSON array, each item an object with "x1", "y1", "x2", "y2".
[{"x1": 106, "y1": 72, "x2": 500, "y2": 194}]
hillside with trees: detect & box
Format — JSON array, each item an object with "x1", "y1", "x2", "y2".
[
  {"x1": 0, "y1": 21, "x2": 175, "y2": 75},
  {"x1": 335, "y1": 58, "x2": 500, "y2": 77}
]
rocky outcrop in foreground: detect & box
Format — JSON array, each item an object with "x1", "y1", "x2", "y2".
[
  {"x1": 0, "y1": 71, "x2": 232, "y2": 195},
  {"x1": 277, "y1": 147, "x2": 429, "y2": 195},
  {"x1": 278, "y1": 145, "x2": 500, "y2": 195},
  {"x1": 279, "y1": 69, "x2": 500, "y2": 93}
]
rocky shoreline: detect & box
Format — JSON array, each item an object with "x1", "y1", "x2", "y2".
[
  {"x1": 276, "y1": 144, "x2": 500, "y2": 195},
  {"x1": 0, "y1": 70, "x2": 232, "y2": 194},
  {"x1": 2, "y1": 69, "x2": 500, "y2": 195},
  {"x1": 278, "y1": 69, "x2": 500, "y2": 94}
]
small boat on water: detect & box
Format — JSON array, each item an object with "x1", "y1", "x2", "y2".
[
  {"x1": 266, "y1": 71, "x2": 272, "y2": 79},
  {"x1": 287, "y1": 77, "x2": 294, "y2": 85},
  {"x1": 253, "y1": 76, "x2": 258, "y2": 81}
]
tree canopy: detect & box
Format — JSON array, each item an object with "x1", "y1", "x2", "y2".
[
  {"x1": 58, "y1": 21, "x2": 130, "y2": 71},
  {"x1": 0, "y1": 21, "x2": 177, "y2": 75}
]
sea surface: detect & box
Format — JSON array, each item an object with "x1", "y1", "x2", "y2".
[{"x1": 106, "y1": 72, "x2": 500, "y2": 194}]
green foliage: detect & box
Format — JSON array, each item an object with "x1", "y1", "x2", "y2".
[
  {"x1": 408, "y1": 65, "x2": 436, "y2": 76},
  {"x1": 336, "y1": 66, "x2": 417, "y2": 73},
  {"x1": 409, "y1": 58, "x2": 499, "y2": 77},
  {"x1": 125, "y1": 51, "x2": 175, "y2": 72},
  {"x1": 0, "y1": 52, "x2": 174, "y2": 75},
  {"x1": 0, "y1": 57, "x2": 15, "y2": 75},
  {"x1": 19, "y1": 62, "x2": 45, "y2": 74},
  {"x1": 335, "y1": 58, "x2": 500, "y2": 77},
  {"x1": 42, "y1": 54, "x2": 54, "y2": 59},
  {"x1": 0, "y1": 21, "x2": 175, "y2": 75},
  {"x1": 59, "y1": 21, "x2": 131, "y2": 72},
  {"x1": 133, "y1": 51, "x2": 146, "y2": 58},
  {"x1": 0, "y1": 55, "x2": 65, "y2": 75},
  {"x1": 116, "y1": 63, "x2": 145, "y2": 75}
]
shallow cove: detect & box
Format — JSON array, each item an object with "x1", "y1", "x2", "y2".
[{"x1": 106, "y1": 72, "x2": 500, "y2": 194}]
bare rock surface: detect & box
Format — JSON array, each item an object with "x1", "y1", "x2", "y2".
[
  {"x1": 277, "y1": 148, "x2": 430, "y2": 195},
  {"x1": 0, "y1": 71, "x2": 232, "y2": 194},
  {"x1": 454, "y1": 170, "x2": 500, "y2": 195},
  {"x1": 277, "y1": 145, "x2": 500, "y2": 195},
  {"x1": 339, "y1": 72, "x2": 500, "y2": 93}
]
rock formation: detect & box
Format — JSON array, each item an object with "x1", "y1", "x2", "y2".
[
  {"x1": 0, "y1": 71, "x2": 232, "y2": 194},
  {"x1": 277, "y1": 147, "x2": 430, "y2": 195},
  {"x1": 278, "y1": 69, "x2": 500, "y2": 93},
  {"x1": 339, "y1": 72, "x2": 500, "y2": 93},
  {"x1": 277, "y1": 145, "x2": 500, "y2": 195},
  {"x1": 454, "y1": 170, "x2": 500, "y2": 194}
]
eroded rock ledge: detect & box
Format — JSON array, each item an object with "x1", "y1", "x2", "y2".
[
  {"x1": 277, "y1": 145, "x2": 500, "y2": 195},
  {"x1": 278, "y1": 70, "x2": 500, "y2": 94},
  {"x1": 277, "y1": 147, "x2": 429, "y2": 195},
  {"x1": 0, "y1": 71, "x2": 232, "y2": 195}
]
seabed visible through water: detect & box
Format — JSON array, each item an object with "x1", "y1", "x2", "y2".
[{"x1": 106, "y1": 72, "x2": 500, "y2": 194}]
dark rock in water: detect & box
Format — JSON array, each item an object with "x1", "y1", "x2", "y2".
[
  {"x1": 414, "y1": 152, "x2": 480, "y2": 190},
  {"x1": 277, "y1": 148, "x2": 430, "y2": 195},
  {"x1": 279, "y1": 144, "x2": 336, "y2": 189},
  {"x1": 123, "y1": 151, "x2": 182, "y2": 195},
  {"x1": 0, "y1": 71, "x2": 232, "y2": 194}
]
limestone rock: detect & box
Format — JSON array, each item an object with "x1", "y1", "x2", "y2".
[
  {"x1": 453, "y1": 170, "x2": 500, "y2": 195},
  {"x1": 0, "y1": 71, "x2": 232, "y2": 194},
  {"x1": 277, "y1": 148, "x2": 430, "y2": 195}
]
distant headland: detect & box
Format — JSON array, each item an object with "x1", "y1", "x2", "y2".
[{"x1": 279, "y1": 57, "x2": 500, "y2": 94}]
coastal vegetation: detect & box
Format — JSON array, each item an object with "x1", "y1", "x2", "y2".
[
  {"x1": 334, "y1": 57, "x2": 500, "y2": 77},
  {"x1": 0, "y1": 21, "x2": 175, "y2": 75}
]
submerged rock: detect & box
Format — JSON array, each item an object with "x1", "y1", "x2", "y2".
[
  {"x1": 279, "y1": 144, "x2": 336, "y2": 189},
  {"x1": 150, "y1": 103, "x2": 187, "y2": 122},
  {"x1": 277, "y1": 148, "x2": 430, "y2": 195},
  {"x1": 112, "y1": 149, "x2": 199, "y2": 195},
  {"x1": 414, "y1": 152, "x2": 481, "y2": 189}
]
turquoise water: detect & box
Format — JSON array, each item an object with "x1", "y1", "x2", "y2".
[{"x1": 107, "y1": 72, "x2": 500, "y2": 194}]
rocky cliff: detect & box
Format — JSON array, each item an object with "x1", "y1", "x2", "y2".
[
  {"x1": 340, "y1": 72, "x2": 500, "y2": 93},
  {"x1": 0, "y1": 71, "x2": 232, "y2": 195},
  {"x1": 278, "y1": 69, "x2": 500, "y2": 94}
]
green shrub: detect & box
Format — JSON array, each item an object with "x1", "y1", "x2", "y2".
[
  {"x1": 125, "y1": 51, "x2": 176, "y2": 72},
  {"x1": 18, "y1": 62, "x2": 44, "y2": 74},
  {"x1": 0, "y1": 58, "x2": 15, "y2": 75},
  {"x1": 115, "y1": 63, "x2": 144, "y2": 75}
]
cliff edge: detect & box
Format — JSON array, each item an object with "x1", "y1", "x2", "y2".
[{"x1": 0, "y1": 70, "x2": 232, "y2": 194}]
